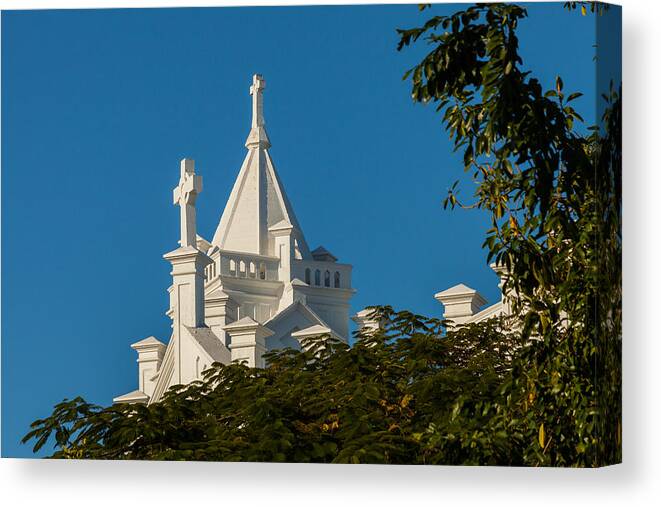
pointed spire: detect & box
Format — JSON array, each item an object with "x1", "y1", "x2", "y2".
[
  {"x1": 212, "y1": 74, "x2": 310, "y2": 257},
  {"x1": 245, "y1": 74, "x2": 271, "y2": 149}
]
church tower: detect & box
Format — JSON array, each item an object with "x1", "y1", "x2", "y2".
[
  {"x1": 114, "y1": 74, "x2": 355, "y2": 405},
  {"x1": 203, "y1": 74, "x2": 355, "y2": 347}
]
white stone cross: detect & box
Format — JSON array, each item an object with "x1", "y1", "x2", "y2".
[
  {"x1": 173, "y1": 158, "x2": 202, "y2": 248},
  {"x1": 250, "y1": 74, "x2": 266, "y2": 128}
]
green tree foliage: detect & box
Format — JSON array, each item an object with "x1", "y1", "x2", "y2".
[
  {"x1": 397, "y1": 2, "x2": 621, "y2": 465},
  {"x1": 24, "y1": 313, "x2": 519, "y2": 464},
  {"x1": 24, "y1": 2, "x2": 621, "y2": 466}
]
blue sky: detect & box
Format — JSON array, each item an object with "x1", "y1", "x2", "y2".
[{"x1": 2, "y1": 3, "x2": 608, "y2": 457}]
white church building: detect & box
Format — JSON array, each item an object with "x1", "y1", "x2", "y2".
[
  {"x1": 114, "y1": 74, "x2": 508, "y2": 405},
  {"x1": 114, "y1": 75, "x2": 355, "y2": 404}
]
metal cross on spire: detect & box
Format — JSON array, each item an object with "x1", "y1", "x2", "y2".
[{"x1": 173, "y1": 158, "x2": 203, "y2": 248}]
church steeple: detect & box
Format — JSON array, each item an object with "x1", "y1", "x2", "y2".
[
  {"x1": 212, "y1": 74, "x2": 310, "y2": 259},
  {"x1": 245, "y1": 74, "x2": 271, "y2": 149}
]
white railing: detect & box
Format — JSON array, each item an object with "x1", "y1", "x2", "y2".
[
  {"x1": 203, "y1": 251, "x2": 351, "y2": 288},
  {"x1": 217, "y1": 250, "x2": 279, "y2": 281}
]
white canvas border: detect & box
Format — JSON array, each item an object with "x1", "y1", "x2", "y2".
[{"x1": 1, "y1": 0, "x2": 658, "y2": 506}]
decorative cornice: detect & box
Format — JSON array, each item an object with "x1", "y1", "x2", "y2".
[
  {"x1": 131, "y1": 336, "x2": 166, "y2": 351},
  {"x1": 163, "y1": 245, "x2": 212, "y2": 264}
]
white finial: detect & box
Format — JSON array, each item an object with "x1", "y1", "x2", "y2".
[
  {"x1": 173, "y1": 159, "x2": 203, "y2": 248},
  {"x1": 245, "y1": 74, "x2": 271, "y2": 149}
]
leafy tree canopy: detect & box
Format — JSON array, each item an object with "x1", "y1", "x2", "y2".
[{"x1": 24, "y1": 313, "x2": 520, "y2": 464}]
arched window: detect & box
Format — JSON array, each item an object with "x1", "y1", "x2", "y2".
[
  {"x1": 305, "y1": 268, "x2": 311, "y2": 285},
  {"x1": 239, "y1": 260, "x2": 246, "y2": 277},
  {"x1": 334, "y1": 271, "x2": 340, "y2": 288},
  {"x1": 229, "y1": 259, "x2": 236, "y2": 276},
  {"x1": 324, "y1": 270, "x2": 331, "y2": 287},
  {"x1": 259, "y1": 262, "x2": 266, "y2": 280},
  {"x1": 249, "y1": 261, "x2": 256, "y2": 278},
  {"x1": 314, "y1": 269, "x2": 321, "y2": 286}
]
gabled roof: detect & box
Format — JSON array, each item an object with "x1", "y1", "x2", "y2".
[
  {"x1": 264, "y1": 300, "x2": 329, "y2": 331},
  {"x1": 186, "y1": 326, "x2": 231, "y2": 364},
  {"x1": 466, "y1": 301, "x2": 503, "y2": 324},
  {"x1": 148, "y1": 332, "x2": 177, "y2": 404},
  {"x1": 148, "y1": 326, "x2": 231, "y2": 405}
]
